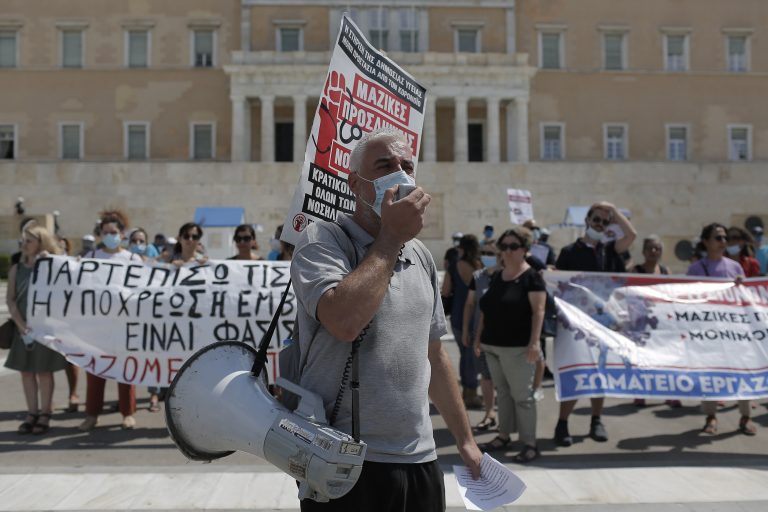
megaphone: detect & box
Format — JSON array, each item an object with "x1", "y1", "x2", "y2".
[{"x1": 165, "y1": 341, "x2": 366, "y2": 502}]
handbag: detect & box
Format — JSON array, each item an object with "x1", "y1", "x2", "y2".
[{"x1": 0, "y1": 320, "x2": 16, "y2": 350}]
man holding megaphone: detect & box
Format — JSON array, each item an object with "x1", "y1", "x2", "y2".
[{"x1": 290, "y1": 127, "x2": 482, "y2": 511}]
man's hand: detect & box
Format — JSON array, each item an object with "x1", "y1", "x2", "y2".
[
  {"x1": 379, "y1": 185, "x2": 430, "y2": 246},
  {"x1": 459, "y1": 440, "x2": 483, "y2": 480}
]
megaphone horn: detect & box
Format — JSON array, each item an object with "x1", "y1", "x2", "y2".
[{"x1": 165, "y1": 341, "x2": 367, "y2": 502}]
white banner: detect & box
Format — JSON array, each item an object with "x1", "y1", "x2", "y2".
[
  {"x1": 281, "y1": 15, "x2": 427, "y2": 245},
  {"x1": 27, "y1": 256, "x2": 295, "y2": 386},
  {"x1": 546, "y1": 271, "x2": 768, "y2": 401},
  {"x1": 506, "y1": 189, "x2": 533, "y2": 225}
]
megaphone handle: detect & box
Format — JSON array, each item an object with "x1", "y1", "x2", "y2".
[{"x1": 350, "y1": 353, "x2": 360, "y2": 443}]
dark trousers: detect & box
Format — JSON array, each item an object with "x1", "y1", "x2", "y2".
[
  {"x1": 85, "y1": 373, "x2": 136, "y2": 417},
  {"x1": 300, "y1": 460, "x2": 445, "y2": 512}
]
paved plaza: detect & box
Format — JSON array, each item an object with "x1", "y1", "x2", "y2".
[{"x1": 1, "y1": 284, "x2": 767, "y2": 511}]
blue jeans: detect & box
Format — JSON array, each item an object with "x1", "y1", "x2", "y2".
[{"x1": 452, "y1": 324, "x2": 478, "y2": 389}]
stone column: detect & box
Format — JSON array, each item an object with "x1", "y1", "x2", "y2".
[
  {"x1": 328, "y1": 8, "x2": 341, "y2": 47},
  {"x1": 293, "y1": 95, "x2": 307, "y2": 162},
  {"x1": 417, "y1": 8, "x2": 429, "y2": 52},
  {"x1": 506, "y1": 3, "x2": 516, "y2": 54},
  {"x1": 487, "y1": 97, "x2": 501, "y2": 163},
  {"x1": 231, "y1": 95, "x2": 251, "y2": 162},
  {"x1": 241, "y1": 5, "x2": 252, "y2": 52},
  {"x1": 506, "y1": 100, "x2": 516, "y2": 162},
  {"x1": 515, "y1": 97, "x2": 529, "y2": 163},
  {"x1": 423, "y1": 96, "x2": 437, "y2": 162},
  {"x1": 454, "y1": 96, "x2": 468, "y2": 162},
  {"x1": 260, "y1": 95, "x2": 275, "y2": 163},
  {"x1": 387, "y1": 8, "x2": 398, "y2": 51}
]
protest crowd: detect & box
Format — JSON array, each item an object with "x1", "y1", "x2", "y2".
[{"x1": 3, "y1": 200, "x2": 767, "y2": 460}]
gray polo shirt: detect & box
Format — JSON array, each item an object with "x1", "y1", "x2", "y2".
[{"x1": 290, "y1": 214, "x2": 447, "y2": 463}]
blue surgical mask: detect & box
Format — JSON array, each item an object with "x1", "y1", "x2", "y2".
[
  {"x1": 129, "y1": 243, "x2": 147, "y2": 255},
  {"x1": 484, "y1": 229, "x2": 494, "y2": 239},
  {"x1": 726, "y1": 245, "x2": 741, "y2": 256},
  {"x1": 481, "y1": 255, "x2": 497, "y2": 268},
  {"x1": 532, "y1": 229, "x2": 541, "y2": 241},
  {"x1": 357, "y1": 170, "x2": 416, "y2": 217},
  {"x1": 21, "y1": 331, "x2": 35, "y2": 348},
  {"x1": 102, "y1": 233, "x2": 121, "y2": 250}
]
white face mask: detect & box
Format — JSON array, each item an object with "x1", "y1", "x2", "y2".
[
  {"x1": 481, "y1": 255, "x2": 497, "y2": 268},
  {"x1": 585, "y1": 226, "x2": 605, "y2": 243},
  {"x1": 726, "y1": 245, "x2": 741, "y2": 256},
  {"x1": 356, "y1": 170, "x2": 416, "y2": 217}
]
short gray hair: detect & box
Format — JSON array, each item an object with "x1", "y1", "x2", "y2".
[
  {"x1": 349, "y1": 127, "x2": 410, "y2": 174},
  {"x1": 643, "y1": 234, "x2": 663, "y2": 250}
]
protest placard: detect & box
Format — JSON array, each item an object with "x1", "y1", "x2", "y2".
[
  {"x1": 546, "y1": 271, "x2": 768, "y2": 401},
  {"x1": 507, "y1": 189, "x2": 533, "y2": 225},
  {"x1": 281, "y1": 15, "x2": 427, "y2": 244},
  {"x1": 26, "y1": 256, "x2": 294, "y2": 386}
]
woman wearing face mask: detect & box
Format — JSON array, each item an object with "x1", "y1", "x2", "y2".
[
  {"x1": 441, "y1": 235, "x2": 484, "y2": 409},
  {"x1": 170, "y1": 223, "x2": 207, "y2": 266},
  {"x1": 725, "y1": 226, "x2": 760, "y2": 277},
  {"x1": 127, "y1": 227, "x2": 159, "y2": 262},
  {"x1": 78, "y1": 210, "x2": 140, "y2": 431},
  {"x1": 228, "y1": 224, "x2": 262, "y2": 260},
  {"x1": 687, "y1": 223, "x2": 755, "y2": 436},
  {"x1": 5, "y1": 226, "x2": 67, "y2": 435},
  {"x1": 630, "y1": 236, "x2": 681, "y2": 408},
  {"x1": 473, "y1": 226, "x2": 545, "y2": 462}
]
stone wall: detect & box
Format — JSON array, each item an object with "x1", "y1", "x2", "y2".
[{"x1": 2, "y1": 161, "x2": 767, "y2": 273}]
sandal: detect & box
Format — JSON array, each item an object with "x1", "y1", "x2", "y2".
[
  {"x1": 702, "y1": 415, "x2": 718, "y2": 435},
  {"x1": 479, "y1": 435, "x2": 511, "y2": 452},
  {"x1": 32, "y1": 413, "x2": 51, "y2": 435},
  {"x1": 65, "y1": 399, "x2": 79, "y2": 413},
  {"x1": 513, "y1": 445, "x2": 540, "y2": 463},
  {"x1": 18, "y1": 414, "x2": 38, "y2": 435},
  {"x1": 474, "y1": 416, "x2": 497, "y2": 432},
  {"x1": 739, "y1": 416, "x2": 757, "y2": 436},
  {"x1": 148, "y1": 401, "x2": 161, "y2": 413}
]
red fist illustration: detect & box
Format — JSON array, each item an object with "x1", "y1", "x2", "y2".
[{"x1": 313, "y1": 71, "x2": 346, "y2": 173}]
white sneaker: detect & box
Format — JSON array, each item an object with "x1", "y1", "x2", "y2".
[{"x1": 121, "y1": 415, "x2": 136, "y2": 430}]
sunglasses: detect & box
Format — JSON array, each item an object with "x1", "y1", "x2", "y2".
[
  {"x1": 712, "y1": 235, "x2": 727, "y2": 242},
  {"x1": 498, "y1": 242, "x2": 524, "y2": 252},
  {"x1": 234, "y1": 236, "x2": 253, "y2": 243},
  {"x1": 182, "y1": 234, "x2": 201, "y2": 241},
  {"x1": 591, "y1": 216, "x2": 611, "y2": 227}
]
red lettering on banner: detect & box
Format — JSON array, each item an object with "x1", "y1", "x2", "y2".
[
  {"x1": 98, "y1": 355, "x2": 117, "y2": 377},
  {"x1": 123, "y1": 356, "x2": 138, "y2": 382},
  {"x1": 167, "y1": 357, "x2": 183, "y2": 385},
  {"x1": 141, "y1": 358, "x2": 162, "y2": 382},
  {"x1": 353, "y1": 75, "x2": 410, "y2": 124},
  {"x1": 339, "y1": 95, "x2": 418, "y2": 155}
]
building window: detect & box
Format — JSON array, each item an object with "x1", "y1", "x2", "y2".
[
  {"x1": 727, "y1": 35, "x2": 749, "y2": 72},
  {"x1": 191, "y1": 123, "x2": 215, "y2": 160},
  {"x1": 60, "y1": 123, "x2": 83, "y2": 160},
  {"x1": 0, "y1": 125, "x2": 16, "y2": 159},
  {"x1": 278, "y1": 27, "x2": 302, "y2": 52},
  {"x1": 192, "y1": 29, "x2": 214, "y2": 67},
  {"x1": 368, "y1": 9, "x2": 389, "y2": 51},
  {"x1": 664, "y1": 34, "x2": 688, "y2": 71},
  {"x1": 61, "y1": 29, "x2": 84, "y2": 68},
  {"x1": 275, "y1": 122, "x2": 294, "y2": 162},
  {"x1": 0, "y1": 31, "x2": 18, "y2": 68},
  {"x1": 667, "y1": 125, "x2": 688, "y2": 161},
  {"x1": 126, "y1": 30, "x2": 150, "y2": 68},
  {"x1": 456, "y1": 28, "x2": 480, "y2": 53},
  {"x1": 399, "y1": 8, "x2": 418, "y2": 52},
  {"x1": 468, "y1": 122, "x2": 484, "y2": 162},
  {"x1": 604, "y1": 124, "x2": 627, "y2": 160},
  {"x1": 539, "y1": 32, "x2": 563, "y2": 69},
  {"x1": 728, "y1": 125, "x2": 751, "y2": 161},
  {"x1": 540, "y1": 124, "x2": 564, "y2": 160},
  {"x1": 125, "y1": 122, "x2": 149, "y2": 160},
  {"x1": 603, "y1": 33, "x2": 625, "y2": 70}
]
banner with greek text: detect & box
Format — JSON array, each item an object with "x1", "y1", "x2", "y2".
[
  {"x1": 27, "y1": 256, "x2": 294, "y2": 386},
  {"x1": 281, "y1": 14, "x2": 427, "y2": 245},
  {"x1": 546, "y1": 271, "x2": 768, "y2": 401}
]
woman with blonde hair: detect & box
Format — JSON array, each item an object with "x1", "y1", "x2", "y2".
[{"x1": 5, "y1": 225, "x2": 67, "y2": 435}]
